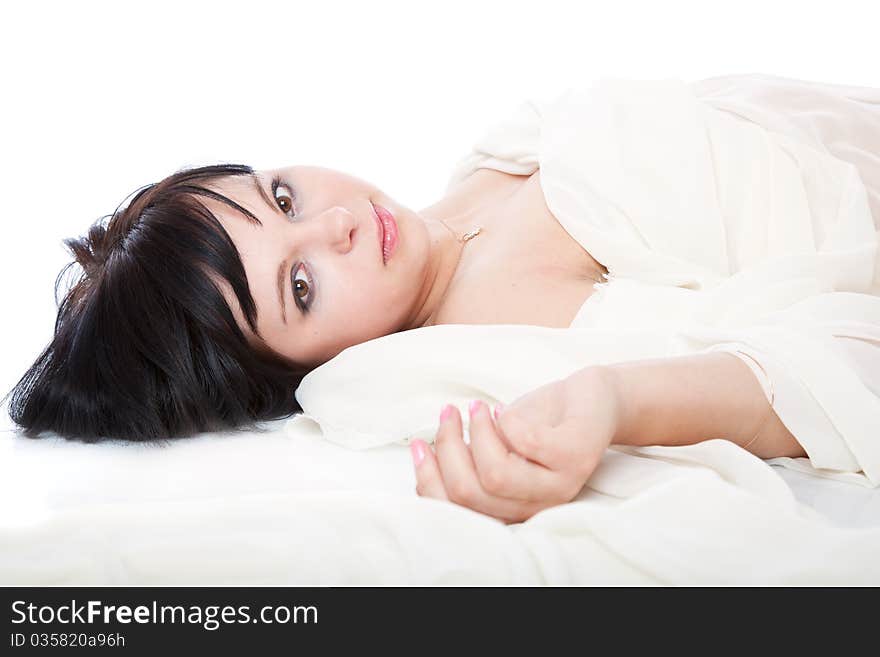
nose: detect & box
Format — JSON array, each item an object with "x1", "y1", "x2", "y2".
[{"x1": 297, "y1": 206, "x2": 358, "y2": 254}]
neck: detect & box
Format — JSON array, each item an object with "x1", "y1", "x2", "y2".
[
  {"x1": 403, "y1": 171, "x2": 530, "y2": 330},
  {"x1": 403, "y1": 217, "x2": 468, "y2": 329},
  {"x1": 401, "y1": 184, "x2": 494, "y2": 330}
]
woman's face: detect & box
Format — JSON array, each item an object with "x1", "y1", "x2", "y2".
[{"x1": 205, "y1": 166, "x2": 439, "y2": 367}]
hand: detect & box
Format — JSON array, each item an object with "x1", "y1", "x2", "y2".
[{"x1": 410, "y1": 366, "x2": 622, "y2": 524}]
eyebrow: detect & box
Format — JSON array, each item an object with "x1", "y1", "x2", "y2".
[
  {"x1": 249, "y1": 173, "x2": 283, "y2": 218},
  {"x1": 277, "y1": 259, "x2": 288, "y2": 325},
  {"x1": 248, "y1": 173, "x2": 290, "y2": 325}
]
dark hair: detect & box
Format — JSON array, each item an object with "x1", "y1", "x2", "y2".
[{"x1": 3, "y1": 163, "x2": 310, "y2": 444}]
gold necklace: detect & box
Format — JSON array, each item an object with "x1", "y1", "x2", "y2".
[
  {"x1": 437, "y1": 215, "x2": 608, "y2": 285},
  {"x1": 437, "y1": 217, "x2": 483, "y2": 243}
]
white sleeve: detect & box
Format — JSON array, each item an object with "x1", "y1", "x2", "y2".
[{"x1": 676, "y1": 290, "x2": 880, "y2": 487}]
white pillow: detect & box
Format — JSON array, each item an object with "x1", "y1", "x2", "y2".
[{"x1": 292, "y1": 323, "x2": 674, "y2": 449}]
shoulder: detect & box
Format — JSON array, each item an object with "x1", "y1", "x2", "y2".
[{"x1": 448, "y1": 166, "x2": 531, "y2": 206}]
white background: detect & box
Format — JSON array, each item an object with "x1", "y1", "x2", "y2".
[{"x1": 1, "y1": 0, "x2": 877, "y2": 426}]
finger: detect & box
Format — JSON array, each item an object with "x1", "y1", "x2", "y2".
[
  {"x1": 493, "y1": 409, "x2": 560, "y2": 469},
  {"x1": 434, "y1": 403, "x2": 483, "y2": 506},
  {"x1": 491, "y1": 403, "x2": 516, "y2": 452},
  {"x1": 436, "y1": 402, "x2": 551, "y2": 522},
  {"x1": 411, "y1": 439, "x2": 448, "y2": 501},
  {"x1": 470, "y1": 401, "x2": 572, "y2": 504}
]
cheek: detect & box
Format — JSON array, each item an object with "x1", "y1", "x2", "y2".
[
  {"x1": 327, "y1": 260, "x2": 416, "y2": 333},
  {"x1": 340, "y1": 283, "x2": 402, "y2": 330}
]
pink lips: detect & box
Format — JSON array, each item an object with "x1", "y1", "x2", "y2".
[{"x1": 372, "y1": 203, "x2": 399, "y2": 264}]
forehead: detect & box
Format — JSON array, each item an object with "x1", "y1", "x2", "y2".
[
  {"x1": 205, "y1": 173, "x2": 264, "y2": 213},
  {"x1": 204, "y1": 172, "x2": 295, "y2": 244},
  {"x1": 197, "y1": 175, "x2": 276, "y2": 348}
]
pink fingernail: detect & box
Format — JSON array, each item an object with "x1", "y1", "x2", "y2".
[
  {"x1": 410, "y1": 440, "x2": 426, "y2": 467},
  {"x1": 493, "y1": 403, "x2": 505, "y2": 421},
  {"x1": 468, "y1": 399, "x2": 483, "y2": 417},
  {"x1": 439, "y1": 404, "x2": 454, "y2": 423}
]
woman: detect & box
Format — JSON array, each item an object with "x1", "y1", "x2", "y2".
[
  {"x1": 5, "y1": 162, "x2": 608, "y2": 439},
  {"x1": 7, "y1": 74, "x2": 879, "y2": 524}
]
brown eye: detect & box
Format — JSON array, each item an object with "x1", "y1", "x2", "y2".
[
  {"x1": 277, "y1": 194, "x2": 293, "y2": 213},
  {"x1": 293, "y1": 278, "x2": 309, "y2": 299},
  {"x1": 291, "y1": 263, "x2": 312, "y2": 310},
  {"x1": 272, "y1": 179, "x2": 296, "y2": 217}
]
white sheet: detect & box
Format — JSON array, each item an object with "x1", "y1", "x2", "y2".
[{"x1": 2, "y1": 415, "x2": 878, "y2": 585}]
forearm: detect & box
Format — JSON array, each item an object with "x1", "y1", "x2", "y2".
[{"x1": 599, "y1": 351, "x2": 806, "y2": 459}]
